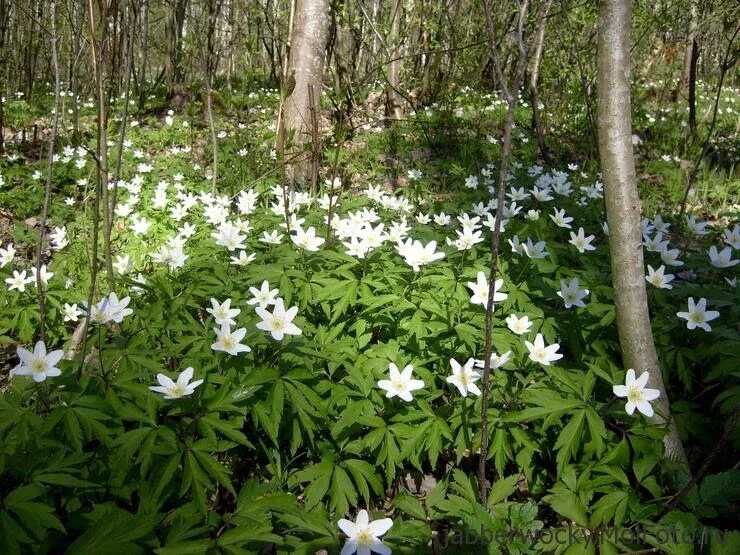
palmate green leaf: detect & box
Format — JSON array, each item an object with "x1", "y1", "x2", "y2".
[
  {"x1": 181, "y1": 452, "x2": 210, "y2": 513},
  {"x1": 33, "y1": 472, "x2": 98, "y2": 488},
  {"x1": 217, "y1": 523, "x2": 282, "y2": 547},
  {"x1": 114, "y1": 426, "x2": 154, "y2": 461},
  {"x1": 330, "y1": 280, "x2": 357, "y2": 323},
  {"x1": 487, "y1": 474, "x2": 521, "y2": 507},
  {"x1": 201, "y1": 415, "x2": 252, "y2": 447},
  {"x1": 554, "y1": 410, "x2": 586, "y2": 474},
  {"x1": 590, "y1": 490, "x2": 629, "y2": 526},
  {"x1": 394, "y1": 491, "x2": 427, "y2": 520},
  {"x1": 155, "y1": 540, "x2": 213, "y2": 555},
  {"x1": 330, "y1": 399, "x2": 372, "y2": 439},
  {"x1": 491, "y1": 426, "x2": 513, "y2": 478},
  {"x1": 543, "y1": 489, "x2": 589, "y2": 527},
  {"x1": 66, "y1": 505, "x2": 160, "y2": 555},
  {"x1": 295, "y1": 460, "x2": 333, "y2": 510},
  {"x1": 343, "y1": 458, "x2": 384, "y2": 502},
  {"x1": 329, "y1": 465, "x2": 357, "y2": 517},
  {"x1": 193, "y1": 449, "x2": 236, "y2": 496},
  {"x1": 4, "y1": 484, "x2": 66, "y2": 537}
]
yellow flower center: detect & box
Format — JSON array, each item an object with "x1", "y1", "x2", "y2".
[
  {"x1": 627, "y1": 386, "x2": 644, "y2": 404},
  {"x1": 31, "y1": 359, "x2": 47, "y2": 374},
  {"x1": 356, "y1": 528, "x2": 374, "y2": 547},
  {"x1": 170, "y1": 384, "x2": 186, "y2": 398}
]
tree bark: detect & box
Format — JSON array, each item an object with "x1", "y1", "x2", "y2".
[
  {"x1": 283, "y1": 0, "x2": 330, "y2": 188},
  {"x1": 385, "y1": 0, "x2": 404, "y2": 122},
  {"x1": 597, "y1": 0, "x2": 688, "y2": 468},
  {"x1": 528, "y1": 0, "x2": 551, "y2": 162}
]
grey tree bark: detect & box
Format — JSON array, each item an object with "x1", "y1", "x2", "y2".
[
  {"x1": 597, "y1": 0, "x2": 688, "y2": 468},
  {"x1": 283, "y1": 0, "x2": 330, "y2": 188},
  {"x1": 386, "y1": 0, "x2": 404, "y2": 122}
]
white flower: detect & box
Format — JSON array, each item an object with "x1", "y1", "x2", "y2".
[
  {"x1": 612, "y1": 369, "x2": 660, "y2": 417},
  {"x1": 89, "y1": 292, "x2": 133, "y2": 324},
  {"x1": 29, "y1": 264, "x2": 54, "y2": 287},
  {"x1": 212, "y1": 223, "x2": 246, "y2": 251},
  {"x1": 474, "y1": 351, "x2": 512, "y2": 370},
  {"x1": 255, "y1": 298, "x2": 301, "y2": 340},
  {"x1": 260, "y1": 230, "x2": 284, "y2": 244},
  {"x1": 6, "y1": 270, "x2": 35, "y2": 292},
  {"x1": 0, "y1": 242, "x2": 16, "y2": 267},
  {"x1": 466, "y1": 271, "x2": 506, "y2": 310},
  {"x1": 63, "y1": 303, "x2": 82, "y2": 322},
  {"x1": 645, "y1": 265, "x2": 674, "y2": 289},
  {"x1": 659, "y1": 246, "x2": 684, "y2": 267},
  {"x1": 206, "y1": 298, "x2": 240, "y2": 326},
  {"x1": 464, "y1": 175, "x2": 479, "y2": 189},
  {"x1": 149, "y1": 367, "x2": 203, "y2": 399},
  {"x1": 453, "y1": 228, "x2": 484, "y2": 251},
  {"x1": 247, "y1": 280, "x2": 279, "y2": 309},
  {"x1": 337, "y1": 509, "x2": 393, "y2": 555},
  {"x1": 211, "y1": 324, "x2": 251, "y2": 355},
  {"x1": 230, "y1": 250, "x2": 256, "y2": 266},
  {"x1": 130, "y1": 215, "x2": 151, "y2": 235},
  {"x1": 11, "y1": 341, "x2": 64, "y2": 382},
  {"x1": 113, "y1": 254, "x2": 133, "y2": 275},
  {"x1": 291, "y1": 226, "x2": 325, "y2": 251},
  {"x1": 557, "y1": 277, "x2": 589, "y2": 308},
  {"x1": 684, "y1": 215, "x2": 708, "y2": 236},
  {"x1": 722, "y1": 225, "x2": 740, "y2": 250},
  {"x1": 523, "y1": 238, "x2": 548, "y2": 259},
  {"x1": 676, "y1": 297, "x2": 719, "y2": 332},
  {"x1": 505, "y1": 314, "x2": 532, "y2": 335},
  {"x1": 708, "y1": 245, "x2": 738, "y2": 268},
  {"x1": 434, "y1": 212, "x2": 451, "y2": 226},
  {"x1": 151, "y1": 244, "x2": 188, "y2": 269},
  {"x1": 446, "y1": 358, "x2": 481, "y2": 397},
  {"x1": 396, "y1": 239, "x2": 445, "y2": 271},
  {"x1": 377, "y1": 363, "x2": 424, "y2": 402},
  {"x1": 568, "y1": 228, "x2": 596, "y2": 253},
  {"x1": 525, "y1": 333, "x2": 563, "y2": 366},
  {"x1": 549, "y1": 208, "x2": 573, "y2": 228}
]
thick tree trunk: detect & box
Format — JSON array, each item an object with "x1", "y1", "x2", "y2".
[
  {"x1": 597, "y1": 0, "x2": 688, "y2": 468},
  {"x1": 283, "y1": 0, "x2": 330, "y2": 188}
]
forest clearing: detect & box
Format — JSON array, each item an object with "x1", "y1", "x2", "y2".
[{"x1": 0, "y1": 0, "x2": 738, "y2": 553}]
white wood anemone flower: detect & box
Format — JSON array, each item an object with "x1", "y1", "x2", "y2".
[
  {"x1": 337, "y1": 509, "x2": 393, "y2": 555},
  {"x1": 12, "y1": 341, "x2": 64, "y2": 383},
  {"x1": 150, "y1": 367, "x2": 203, "y2": 400},
  {"x1": 612, "y1": 369, "x2": 660, "y2": 417},
  {"x1": 377, "y1": 363, "x2": 424, "y2": 402}
]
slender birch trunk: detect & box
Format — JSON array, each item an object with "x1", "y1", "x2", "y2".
[
  {"x1": 597, "y1": 0, "x2": 688, "y2": 468},
  {"x1": 283, "y1": 0, "x2": 330, "y2": 188}
]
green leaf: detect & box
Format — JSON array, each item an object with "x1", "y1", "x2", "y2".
[
  {"x1": 544, "y1": 490, "x2": 589, "y2": 527},
  {"x1": 193, "y1": 450, "x2": 236, "y2": 496},
  {"x1": 394, "y1": 491, "x2": 427, "y2": 520},
  {"x1": 590, "y1": 491, "x2": 629, "y2": 526},
  {"x1": 487, "y1": 474, "x2": 520, "y2": 507}
]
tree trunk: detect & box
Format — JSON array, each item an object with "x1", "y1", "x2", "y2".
[
  {"x1": 283, "y1": 0, "x2": 330, "y2": 188},
  {"x1": 688, "y1": 39, "x2": 698, "y2": 135},
  {"x1": 385, "y1": 0, "x2": 404, "y2": 122},
  {"x1": 679, "y1": 1, "x2": 698, "y2": 95},
  {"x1": 597, "y1": 0, "x2": 688, "y2": 468},
  {"x1": 528, "y1": 0, "x2": 551, "y2": 162}
]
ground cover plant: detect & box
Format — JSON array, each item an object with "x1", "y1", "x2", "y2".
[{"x1": 0, "y1": 0, "x2": 739, "y2": 554}]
